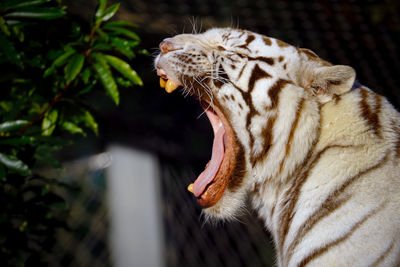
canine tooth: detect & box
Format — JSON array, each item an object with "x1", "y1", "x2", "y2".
[
  {"x1": 201, "y1": 190, "x2": 208, "y2": 199},
  {"x1": 160, "y1": 78, "x2": 166, "y2": 88},
  {"x1": 165, "y1": 79, "x2": 178, "y2": 93},
  {"x1": 187, "y1": 183, "x2": 194, "y2": 193}
]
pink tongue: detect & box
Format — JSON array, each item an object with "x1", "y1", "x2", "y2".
[{"x1": 193, "y1": 119, "x2": 225, "y2": 197}]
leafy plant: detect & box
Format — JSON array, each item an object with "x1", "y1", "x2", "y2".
[{"x1": 0, "y1": 0, "x2": 145, "y2": 265}]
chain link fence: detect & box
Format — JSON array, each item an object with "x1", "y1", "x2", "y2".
[
  {"x1": 48, "y1": 154, "x2": 112, "y2": 267},
  {"x1": 47, "y1": 153, "x2": 276, "y2": 267}
]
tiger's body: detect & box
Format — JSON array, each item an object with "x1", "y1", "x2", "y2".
[{"x1": 155, "y1": 28, "x2": 400, "y2": 266}]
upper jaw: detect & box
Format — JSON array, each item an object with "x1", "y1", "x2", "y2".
[
  {"x1": 155, "y1": 55, "x2": 182, "y2": 86},
  {"x1": 156, "y1": 67, "x2": 179, "y2": 84}
]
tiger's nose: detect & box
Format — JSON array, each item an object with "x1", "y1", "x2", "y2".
[{"x1": 159, "y1": 38, "x2": 175, "y2": 54}]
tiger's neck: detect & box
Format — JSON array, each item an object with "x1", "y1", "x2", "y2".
[
  {"x1": 249, "y1": 86, "x2": 321, "y2": 225},
  {"x1": 247, "y1": 90, "x2": 322, "y2": 267}
]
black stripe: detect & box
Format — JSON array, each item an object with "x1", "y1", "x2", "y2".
[
  {"x1": 250, "y1": 79, "x2": 290, "y2": 166},
  {"x1": 278, "y1": 97, "x2": 305, "y2": 174},
  {"x1": 297, "y1": 201, "x2": 388, "y2": 267},
  {"x1": 248, "y1": 64, "x2": 271, "y2": 90},
  {"x1": 213, "y1": 65, "x2": 229, "y2": 88},
  {"x1": 277, "y1": 144, "x2": 355, "y2": 259},
  {"x1": 248, "y1": 56, "x2": 275, "y2": 65},
  {"x1": 371, "y1": 238, "x2": 396, "y2": 267},
  {"x1": 238, "y1": 64, "x2": 271, "y2": 153},
  {"x1": 285, "y1": 149, "x2": 390, "y2": 264}
]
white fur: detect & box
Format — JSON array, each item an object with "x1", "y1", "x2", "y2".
[{"x1": 156, "y1": 28, "x2": 400, "y2": 266}]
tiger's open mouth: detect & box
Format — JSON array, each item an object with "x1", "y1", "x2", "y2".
[{"x1": 156, "y1": 72, "x2": 238, "y2": 208}]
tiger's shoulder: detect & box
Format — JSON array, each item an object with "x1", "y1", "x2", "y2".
[{"x1": 318, "y1": 85, "x2": 400, "y2": 161}]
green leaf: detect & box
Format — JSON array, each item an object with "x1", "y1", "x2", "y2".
[
  {"x1": 70, "y1": 22, "x2": 81, "y2": 38},
  {"x1": 104, "y1": 26, "x2": 140, "y2": 41},
  {"x1": 0, "y1": 120, "x2": 28, "y2": 132},
  {"x1": 64, "y1": 53, "x2": 84, "y2": 83},
  {"x1": 3, "y1": 19, "x2": 30, "y2": 26},
  {"x1": 0, "y1": 32, "x2": 23, "y2": 68},
  {"x1": 104, "y1": 20, "x2": 138, "y2": 28},
  {"x1": 138, "y1": 48, "x2": 150, "y2": 56},
  {"x1": 61, "y1": 121, "x2": 85, "y2": 136},
  {"x1": 95, "y1": 28, "x2": 109, "y2": 42},
  {"x1": 42, "y1": 109, "x2": 58, "y2": 136},
  {"x1": 82, "y1": 111, "x2": 98, "y2": 135},
  {"x1": 46, "y1": 48, "x2": 63, "y2": 60},
  {"x1": 0, "y1": 152, "x2": 31, "y2": 176},
  {"x1": 64, "y1": 43, "x2": 76, "y2": 52},
  {"x1": 81, "y1": 67, "x2": 91, "y2": 84},
  {"x1": 109, "y1": 37, "x2": 135, "y2": 58},
  {"x1": 101, "y1": 3, "x2": 120, "y2": 21},
  {"x1": 36, "y1": 144, "x2": 63, "y2": 152},
  {"x1": 104, "y1": 54, "x2": 143, "y2": 86},
  {"x1": 77, "y1": 83, "x2": 95, "y2": 95},
  {"x1": 0, "y1": 17, "x2": 11, "y2": 36},
  {"x1": 0, "y1": 101, "x2": 13, "y2": 112},
  {"x1": 19, "y1": 221, "x2": 28, "y2": 232},
  {"x1": 41, "y1": 183, "x2": 50, "y2": 196},
  {"x1": 43, "y1": 49, "x2": 76, "y2": 77},
  {"x1": 95, "y1": 0, "x2": 107, "y2": 20},
  {"x1": 92, "y1": 43, "x2": 113, "y2": 52},
  {"x1": 12, "y1": 25, "x2": 24, "y2": 42},
  {"x1": 91, "y1": 53, "x2": 119, "y2": 105},
  {"x1": 112, "y1": 38, "x2": 138, "y2": 48},
  {"x1": 116, "y1": 77, "x2": 132, "y2": 87},
  {"x1": 0, "y1": 136, "x2": 35, "y2": 145},
  {"x1": 0, "y1": 0, "x2": 50, "y2": 10},
  {"x1": 5, "y1": 7, "x2": 66, "y2": 20}
]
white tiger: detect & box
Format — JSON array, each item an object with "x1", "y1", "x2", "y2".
[{"x1": 155, "y1": 28, "x2": 400, "y2": 266}]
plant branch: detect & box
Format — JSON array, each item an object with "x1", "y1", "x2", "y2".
[{"x1": 18, "y1": 82, "x2": 70, "y2": 133}]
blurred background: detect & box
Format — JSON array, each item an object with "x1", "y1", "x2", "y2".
[{"x1": 29, "y1": 0, "x2": 400, "y2": 266}]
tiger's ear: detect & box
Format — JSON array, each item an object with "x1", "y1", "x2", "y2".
[{"x1": 307, "y1": 65, "x2": 355, "y2": 103}]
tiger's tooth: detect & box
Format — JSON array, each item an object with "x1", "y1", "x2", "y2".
[
  {"x1": 187, "y1": 183, "x2": 194, "y2": 193},
  {"x1": 165, "y1": 79, "x2": 178, "y2": 93},
  {"x1": 160, "y1": 78, "x2": 166, "y2": 88}
]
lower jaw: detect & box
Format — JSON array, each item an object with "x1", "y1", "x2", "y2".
[{"x1": 194, "y1": 101, "x2": 238, "y2": 208}]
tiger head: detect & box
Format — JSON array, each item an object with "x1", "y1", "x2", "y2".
[{"x1": 155, "y1": 28, "x2": 356, "y2": 220}]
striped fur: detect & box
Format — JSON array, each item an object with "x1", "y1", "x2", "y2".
[{"x1": 155, "y1": 28, "x2": 400, "y2": 266}]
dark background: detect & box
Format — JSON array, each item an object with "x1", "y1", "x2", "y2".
[{"x1": 59, "y1": 0, "x2": 400, "y2": 266}]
